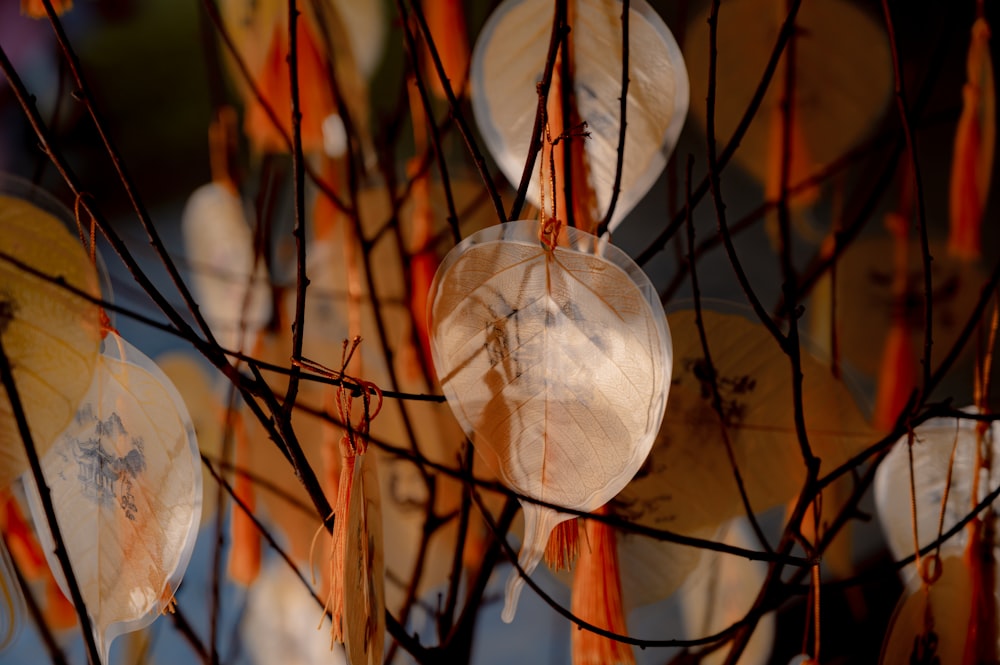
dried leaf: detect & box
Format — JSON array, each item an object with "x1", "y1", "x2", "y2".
[
  {"x1": 24, "y1": 333, "x2": 202, "y2": 663},
  {"x1": 429, "y1": 220, "x2": 671, "y2": 621},
  {"x1": 470, "y1": 0, "x2": 688, "y2": 231},
  {"x1": 0, "y1": 190, "x2": 102, "y2": 490}
]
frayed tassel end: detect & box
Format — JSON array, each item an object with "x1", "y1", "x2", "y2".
[{"x1": 571, "y1": 507, "x2": 634, "y2": 665}]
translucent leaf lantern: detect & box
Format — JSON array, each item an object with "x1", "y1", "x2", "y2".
[
  {"x1": 470, "y1": 0, "x2": 689, "y2": 232},
  {"x1": 619, "y1": 308, "x2": 874, "y2": 538},
  {"x1": 677, "y1": 518, "x2": 775, "y2": 665},
  {"x1": 428, "y1": 220, "x2": 672, "y2": 622},
  {"x1": 24, "y1": 333, "x2": 202, "y2": 663},
  {"x1": 156, "y1": 351, "x2": 224, "y2": 526},
  {"x1": 684, "y1": 0, "x2": 892, "y2": 209},
  {"x1": 837, "y1": 235, "x2": 985, "y2": 378},
  {"x1": 874, "y1": 411, "x2": 1000, "y2": 581},
  {"x1": 0, "y1": 189, "x2": 102, "y2": 490},
  {"x1": 181, "y1": 182, "x2": 271, "y2": 353},
  {"x1": 879, "y1": 553, "x2": 995, "y2": 664},
  {"x1": 242, "y1": 557, "x2": 348, "y2": 665}
]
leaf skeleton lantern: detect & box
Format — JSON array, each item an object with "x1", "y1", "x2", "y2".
[
  {"x1": 428, "y1": 219, "x2": 672, "y2": 622},
  {"x1": 0, "y1": 185, "x2": 103, "y2": 491},
  {"x1": 24, "y1": 333, "x2": 202, "y2": 664},
  {"x1": 470, "y1": 0, "x2": 689, "y2": 233}
]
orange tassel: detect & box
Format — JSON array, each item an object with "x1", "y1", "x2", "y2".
[
  {"x1": 328, "y1": 451, "x2": 356, "y2": 644},
  {"x1": 948, "y1": 17, "x2": 994, "y2": 261},
  {"x1": 571, "y1": 506, "x2": 634, "y2": 665},
  {"x1": 962, "y1": 515, "x2": 997, "y2": 664},
  {"x1": 245, "y1": 19, "x2": 336, "y2": 154},
  {"x1": 873, "y1": 208, "x2": 916, "y2": 431},
  {"x1": 43, "y1": 579, "x2": 78, "y2": 631},
  {"x1": 544, "y1": 518, "x2": 580, "y2": 571},
  {"x1": 313, "y1": 157, "x2": 342, "y2": 243},
  {"x1": 20, "y1": 0, "x2": 71, "y2": 18},
  {"x1": 765, "y1": 96, "x2": 821, "y2": 211},
  {"x1": 543, "y1": 15, "x2": 599, "y2": 234},
  {"x1": 404, "y1": 154, "x2": 438, "y2": 379},
  {"x1": 421, "y1": 0, "x2": 470, "y2": 99},
  {"x1": 0, "y1": 491, "x2": 46, "y2": 580},
  {"x1": 227, "y1": 415, "x2": 261, "y2": 586},
  {"x1": 872, "y1": 318, "x2": 916, "y2": 432}
]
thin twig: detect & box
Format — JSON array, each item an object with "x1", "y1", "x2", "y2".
[
  {"x1": 683, "y1": 153, "x2": 772, "y2": 553},
  {"x1": 37, "y1": 0, "x2": 220, "y2": 349},
  {"x1": 635, "y1": 0, "x2": 803, "y2": 267},
  {"x1": 598, "y1": 0, "x2": 630, "y2": 233}
]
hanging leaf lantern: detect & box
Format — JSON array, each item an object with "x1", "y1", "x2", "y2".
[
  {"x1": 0, "y1": 188, "x2": 102, "y2": 491},
  {"x1": 684, "y1": 0, "x2": 892, "y2": 209},
  {"x1": 874, "y1": 411, "x2": 1000, "y2": 578},
  {"x1": 470, "y1": 0, "x2": 689, "y2": 232},
  {"x1": 24, "y1": 333, "x2": 202, "y2": 664},
  {"x1": 617, "y1": 307, "x2": 874, "y2": 537},
  {"x1": 879, "y1": 553, "x2": 988, "y2": 664},
  {"x1": 428, "y1": 220, "x2": 672, "y2": 622},
  {"x1": 181, "y1": 182, "x2": 272, "y2": 354}
]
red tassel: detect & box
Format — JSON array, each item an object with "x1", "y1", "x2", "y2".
[{"x1": 571, "y1": 506, "x2": 634, "y2": 665}]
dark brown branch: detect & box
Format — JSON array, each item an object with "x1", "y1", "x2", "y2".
[{"x1": 683, "y1": 153, "x2": 772, "y2": 553}]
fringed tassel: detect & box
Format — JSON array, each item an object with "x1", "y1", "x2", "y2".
[
  {"x1": 545, "y1": 518, "x2": 580, "y2": 572},
  {"x1": 227, "y1": 415, "x2": 261, "y2": 586},
  {"x1": 948, "y1": 16, "x2": 994, "y2": 261},
  {"x1": 327, "y1": 450, "x2": 356, "y2": 646},
  {"x1": 571, "y1": 506, "x2": 634, "y2": 665}
]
